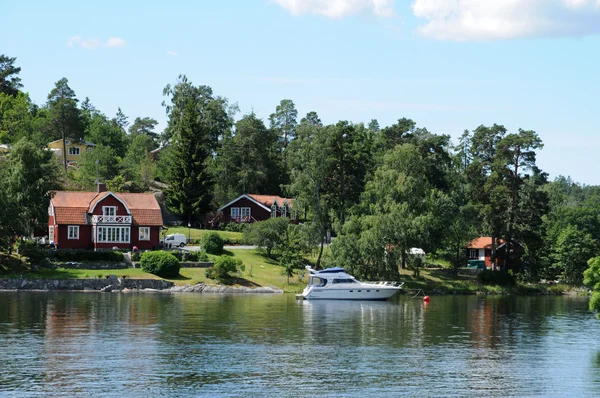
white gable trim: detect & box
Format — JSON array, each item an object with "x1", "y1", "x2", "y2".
[
  {"x1": 217, "y1": 194, "x2": 271, "y2": 212},
  {"x1": 88, "y1": 192, "x2": 132, "y2": 215}
]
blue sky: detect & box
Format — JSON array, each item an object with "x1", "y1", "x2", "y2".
[{"x1": 2, "y1": 0, "x2": 600, "y2": 184}]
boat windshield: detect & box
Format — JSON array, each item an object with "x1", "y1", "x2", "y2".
[{"x1": 309, "y1": 277, "x2": 327, "y2": 287}]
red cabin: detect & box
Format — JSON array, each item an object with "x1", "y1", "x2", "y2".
[
  {"x1": 214, "y1": 194, "x2": 296, "y2": 224},
  {"x1": 48, "y1": 184, "x2": 163, "y2": 250}
]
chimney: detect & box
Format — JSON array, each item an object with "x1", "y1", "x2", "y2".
[{"x1": 97, "y1": 183, "x2": 107, "y2": 193}]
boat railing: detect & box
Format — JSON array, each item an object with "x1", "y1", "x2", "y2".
[{"x1": 366, "y1": 281, "x2": 404, "y2": 288}]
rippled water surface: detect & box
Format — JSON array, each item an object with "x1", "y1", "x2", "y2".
[{"x1": 1, "y1": 293, "x2": 600, "y2": 397}]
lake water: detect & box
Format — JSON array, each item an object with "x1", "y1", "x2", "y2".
[{"x1": 1, "y1": 293, "x2": 599, "y2": 397}]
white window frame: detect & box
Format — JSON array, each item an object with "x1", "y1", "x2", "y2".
[
  {"x1": 103, "y1": 206, "x2": 117, "y2": 216},
  {"x1": 97, "y1": 226, "x2": 130, "y2": 243},
  {"x1": 68, "y1": 225, "x2": 79, "y2": 240},
  {"x1": 469, "y1": 249, "x2": 478, "y2": 258},
  {"x1": 240, "y1": 207, "x2": 251, "y2": 220},
  {"x1": 139, "y1": 227, "x2": 150, "y2": 241},
  {"x1": 231, "y1": 207, "x2": 240, "y2": 219},
  {"x1": 271, "y1": 204, "x2": 277, "y2": 218},
  {"x1": 282, "y1": 205, "x2": 287, "y2": 218},
  {"x1": 49, "y1": 226, "x2": 55, "y2": 242},
  {"x1": 68, "y1": 146, "x2": 80, "y2": 156}
]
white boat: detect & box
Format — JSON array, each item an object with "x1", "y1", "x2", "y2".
[{"x1": 296, "y1": 266, "x2": 403, "y2": 300}]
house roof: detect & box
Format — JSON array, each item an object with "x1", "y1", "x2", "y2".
[
  {"x1": 48, "y1": 138, "x2": 97, "y2": 147},
  {"x1": 51, "y1": 191, "x2": 163, "y2": 226},
  {"x1": 217, "y1": 194, "x2": 295, "y2": 212},
  {"x1": 247, "y1": 194, "x2": 295, "y2": 208},
  {"x1": 466, "y1": 237, "x2": 505, "y2": 249}
]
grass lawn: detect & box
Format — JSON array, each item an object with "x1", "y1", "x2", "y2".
[{"x1": 164, "y1": 227, "x2": 243, "y2": 243}]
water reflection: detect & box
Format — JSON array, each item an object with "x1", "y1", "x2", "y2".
[{"x1": 0, "y1": 293, "x2": 599, "y2": 396}]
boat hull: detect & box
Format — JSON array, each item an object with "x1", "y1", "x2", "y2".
[{"x1": 298, "y1": 286, "x2": 401, "y2": 301}]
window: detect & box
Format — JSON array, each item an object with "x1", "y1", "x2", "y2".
[
  {"x1": 103, "y1": 206, "x2": 117, "y2": 216},
  {"x1": 139, "y1": 227, "x2": 150, "y2": 241},
  {"x1": 282, "y1": 205, "x2": 287, "y2": 218},
  {"x1": 469, "y1": 249, "x2": 478, "y2": 259},
  {"x1": 68, "y1": 147, "x2": 80, "y2": 156},
  {"x1": 97, "y1": 226, "x2": 130, "y2": 243},
  {"x1": 271, "y1": 204, "x2": 277, "y2": 218},
  {"x1": 231, "y1": 207, "x2": 240, "y2": 220},
  {"x1": 241, "y1": 207, "x2": 251, "y2": 220},
  {"x1": 291, "y1": 211, "x2": 297, "y2": 221},
  {"x1": 49, "y1": 226, "x2": 54, "y2": 242},
  {"x1": 68, "y1": 225, "x2": 79, "y2": 239}
]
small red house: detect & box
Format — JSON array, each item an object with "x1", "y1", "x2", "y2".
[
  {"x1": 466, "y1": 236, "x2": 522, "y2": 270},
  {"x1": 215, "y1": 194, "x2": 296, "y2": 224},
  {"x1": 48, "y1": 184, "x2": 163, "y2": 250}
]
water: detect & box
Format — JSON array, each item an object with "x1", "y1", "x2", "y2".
[{"x1": 0, "y1": 293, "x2": 599, "y2": 397}]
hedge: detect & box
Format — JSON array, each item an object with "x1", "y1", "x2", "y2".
[{"x1": 50, "y1": 250, "x2": 124, "y2": 263}]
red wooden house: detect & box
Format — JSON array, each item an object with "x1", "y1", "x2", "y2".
[
  {"x1": 466, "y1": 236, "x2": 522, "y2": 270},
  {"x1": 214, "y1": 194, "x2": 296, "y2": 224},
  {"x1": 48, "y1": 184, "x2": 163, "y2": 250}
]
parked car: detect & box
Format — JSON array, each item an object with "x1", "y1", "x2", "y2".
[{"x1": 162, "y1": 233, "x2": 187, "y2": 248}]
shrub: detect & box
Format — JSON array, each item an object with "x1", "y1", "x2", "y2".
[
  {"x1": 132, "y1": 251, "x2": 141, "y2": 261},
  {"x1": 140, "y1": 251, "x2": 180, "y2": 278},
  {"x1": 477, "y1": 270, "x2": 515, "y2": 286},
  {"x1": 50, "y1": 250, "x2": 124, "y2": 262},
  {"x1": 205, "y1": 257, "x2": 243, "y2": 281},
  {"x1": 198, "y1": 252, "x2": 209, "y2": 262},
  {"x1": 224, "y1": 223, "x2": 249, "y2": 233},
  {"x1": 18, "y1": 240, "x2": 50, "y2": 267},
  {"x1": 187, "y1": 251, "x2": 198, "y2": 262},
  {"x1": 202, "y1": 232, "x2": 224, "y2": 255},
  {"x1": 244, "y1": 218, "x2": 289, "y2": 258}
]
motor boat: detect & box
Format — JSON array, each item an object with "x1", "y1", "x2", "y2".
[{"x1": 296, "y1": 266, "x2": 403, "y2": 300}]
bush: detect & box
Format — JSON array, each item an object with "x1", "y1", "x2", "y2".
[
  {"x1": 140, "y1": 251, "x2": 180, "y2": 278},
  {"x1": 198, "y1": 252, "x2": 209, "y2": 262},
  {"x1": 131, "y1": 251, "x2": 140, "y2": 261},
  {"x1": 477, "y1": 270, "x2": 515, "y2": 286},
  {"x1": 187, "y1": 251, "x2": 198, "y2": 262},
  {"x1": 224, "y1": 223, "x2": 249, "y2": 233},
  {"x1": 244, "y1": 218, "x2": 289, "y2": 258},
  {"x1": 205, "y1": 256, "x2": 243, "y2": 281},
  {"x1": 50, "y1": 250, "x2": 124, "y2": 262},
  {"x1": 18, "y1": 240, "x2": 50, "y2": 267},
  {"x1": 202, "y1": 232, "x2": 224, "y2": 255}
]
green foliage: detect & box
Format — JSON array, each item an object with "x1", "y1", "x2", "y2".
[
  {"x1": 244, "y1": 218, "x2": 289, "y2": 258},
  {"x1": 50, "y1": 250, "x2": 125, "y2": 262},
  {"x1": 140, "y1": 251, "x2": 180, "y2": 278},
  {"x1": 84, "y1": 112, "x2": 127, "y2": 157},
  {"x1": 205, "y1": 256, "x2": 243, "y2": 281},
  {"x1": 201, "y1": 232, "x2": 224, "y2": 255},
  {"x1": 0, "y1": 54, "x2": 23, "y2": 96},
  {"x1": 477, "y1": 270, "x2": 515, "y2": 286},
  {"x1": 129, "y1": 116, "x2": 160, "y2": 145},
  {"x1": 18, "y1": 240, "x2": 50, "y2": 268},
  {"x1": 163, "y1": 76, "x2": 228, "y2": 220},
  {"x1": 78, "y1": 145, "x2": 121, "y2": 188},
  {"x1": 551, "y1": 225, "x2": 596, "y2": 285},
  {"x1": 4, "y1": 138, "x2": 62, "y2": 235}
]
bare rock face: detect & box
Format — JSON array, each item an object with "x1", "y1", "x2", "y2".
[{"x1": 168, "y1": 283, "x2": 283, "y2": 294}]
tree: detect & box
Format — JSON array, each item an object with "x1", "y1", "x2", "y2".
[
  {"x1": 85, "y1": 112, "x2": 127, "y2": 157},
  {"x1": 269, "y1": 99, "x2": 297, "y2": 151},
  {"x1": 78, "y1": 145, "x2": 121, "y2": 188},
  {"x1": 122, "y1": 134, "x2": 156, "y2": 185},
  {"x1": 46, "y1": 78, "x2": 82, "y2": 171},
  {"x1": 163, "y1": 76, "x2": 225, "y2": 222},
  {"x1": 552, "y1": 225, "x2": 596, "y2": 285},
  {"x1": 129, "y1": 116, "x2": 160, "y2": 146},
  {"x1": 0, "y1": 55, "x2": 23, "y2": 96},
  {"x1": 0, "y1": 177, "x2": 22, "y2": 251},
  {"x1": 114, "y1": 107, "x2": 129, "y2": 131},
  {"x1": 244, "y1": 218, "x2": 289, "y2": 258},
  {"x1": 4, "y1": 138, "x2": 62, "y2": 236},
  {"x1": 0, "y1": 92, "x2": 36, "y2": 144},
  {"x1": 584, "y1": 257, "x2": 600, "y2": 318}
]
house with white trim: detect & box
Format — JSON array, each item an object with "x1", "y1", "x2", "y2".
[
  {"x1": 48, "y1": 184, "x2": 163, "y2": 250},
  {"x1": 215, "y1": 194, "x2": 296, "y2": 224}
]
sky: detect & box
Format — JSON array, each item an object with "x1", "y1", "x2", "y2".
[{"x1": 2, "y1": 0, "x2": 600, "y2": 184}]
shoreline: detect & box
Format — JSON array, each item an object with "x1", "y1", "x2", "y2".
[{"x1": 0, "y1": 277, "x2": 283, "y2": 294}]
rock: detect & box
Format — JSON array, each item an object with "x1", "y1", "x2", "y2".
[{"x1": 100, "y1": 285, "x2": 114, "y2": 293}]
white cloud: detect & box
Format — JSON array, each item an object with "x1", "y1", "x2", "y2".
[
  {"x1": 66, "y1": 36, "x2": 126, "y2": 49},
  {"x1": 411, "y1": 0, "x2": 600, "y2": 41},
  {"x1": 105, "y1": 37, "x2": 126, "y2": 47},
  {"x1": 273, "y1": 0, "x2": 395, "y2": 19},
  {"x1": 166, "y1": 50, "x2": 178, "y2": 56}
]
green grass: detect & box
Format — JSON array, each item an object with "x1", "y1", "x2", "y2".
[
  {"x1": 164, "y1": 227, "x2": 243, "y2": 243},
  {"x1": 2, "y1": 268, "x2": 158, "y2": 280}
]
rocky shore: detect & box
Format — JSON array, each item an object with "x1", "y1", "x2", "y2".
[{"x1": 0, "y1": 277, "x2": 283, "y2": 294}]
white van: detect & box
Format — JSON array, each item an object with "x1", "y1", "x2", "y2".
[{"x1": 163, "y1": 233, "x2": 187, "y2": 248}]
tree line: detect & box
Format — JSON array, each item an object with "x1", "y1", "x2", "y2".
[{"x1": 1, "y1": 54, "x2": 599, "y2": 286}]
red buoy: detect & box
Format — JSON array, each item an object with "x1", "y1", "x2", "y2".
[{"x1": 423, "y1": 296, "x2": 430, "y2": 302}]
